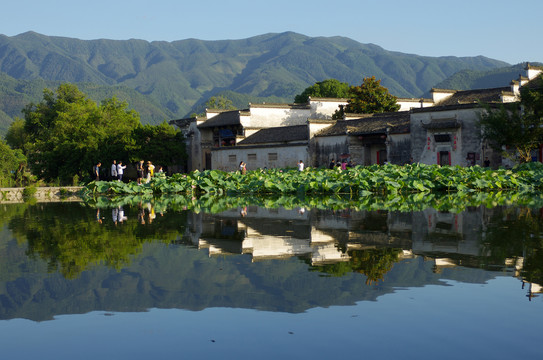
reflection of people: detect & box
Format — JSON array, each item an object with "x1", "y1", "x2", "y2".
[
  {"x1": 118, "y1": 206, "x2": 127, "y2": 223},
  {"x1": 112, "y1": 207, "x2": 118, "y2": 225},
  {"x1": 138, "y1": 203, "x2": 146, "y2": 224},
  {"x1": 240, "y1": 206, "x2": 247, "y2": 217},
  {"x1": 96, "y1": 209, "x2": 102, "y2": 224},
  {"x1": 147, "y1": 203, "x2": 156, "y2": 223}
]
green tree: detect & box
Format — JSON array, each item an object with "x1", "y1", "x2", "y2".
[
  {"x1": 21, "y1": 84, "x2": 140, "y2": 183},
  {"x1": 0, "y1": 139, "x2": 26, "y2": 186},
  {"x1": 294, "y1": 79, "x2": 350, "y2": 103},
  {"x1": 333, "y1": 76, "x2": 400, "y2": 119},
  {"x1": 129, "y1": 122, "x2": 186, "y2": 168},
  {"x1": 205, "y1": 95, "x2": 236, "y2": 110},
  {"x1": 479, "y1": 75, "x2": 543, "y2": 163},
  {"x1": 5, "y1": 118, "x2": 30, "y2": 155}
]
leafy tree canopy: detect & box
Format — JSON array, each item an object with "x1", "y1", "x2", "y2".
[
  {"x1": 0, "y1": 139, "x2": 26, "y2": 186},
  {"x1": 129, "y1": 122, "x2": 187, "y2": 168},
  {"x1": 333, "y1": 76, "x2": 400, "y2": 119},
  {"x1": 19, "y1": 83, "x2": 140, "y2": 183},
  {"x1": 205, "y1": 95, "x2": 236, "y2": 111},
  {"x1": 294, "y1": 79, "x2": 350, "y2": 103},
  {"x1": 479, "y1": 75, "x2": 543, "y2": 163}
]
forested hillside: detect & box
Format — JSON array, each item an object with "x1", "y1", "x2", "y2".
[
  {"x1": 0, "y1": 31, "x2": 511, "y2": 136},
  {"x1": 433, "y1": 63, "x2": 543, "y2": 91}
]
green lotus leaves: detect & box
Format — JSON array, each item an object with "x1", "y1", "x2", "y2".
[{"x1": 83, "y1": 163, "x2": 543, "y2": 197}]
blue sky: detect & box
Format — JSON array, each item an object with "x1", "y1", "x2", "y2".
[{"x1": 2, "y1": 0, "x2": 541, "y2": 65}]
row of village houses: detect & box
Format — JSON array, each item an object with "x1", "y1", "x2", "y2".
[{"x1": 170, "y1": 64, "x2": 543, "y2": 171}]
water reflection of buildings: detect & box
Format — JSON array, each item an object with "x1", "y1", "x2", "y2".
[{"x1": 183, "y1": 205, "x2": 542, "y2": 298}]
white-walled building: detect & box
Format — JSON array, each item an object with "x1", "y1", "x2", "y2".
[{"x1": 171, "y1": 63, "x2": 543, "y2": 171}]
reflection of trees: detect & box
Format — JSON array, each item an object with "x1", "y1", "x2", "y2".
[
  {"x1": 482, "y1": 207, "x2": 543, "y2": 285},
  {"x1": 8, "y1": 203, "x2": 186, "y2": 279},
  {"x1": 350, "y1": 248, "x2": 402, "y2": 284},
  {"x1": 311, "y1": 248, "x2": 402, "y2": 285}
]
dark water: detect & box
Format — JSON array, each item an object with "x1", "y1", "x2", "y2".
[{"x1": 0, "y1": 201, "x2": 542, "y2": 359}]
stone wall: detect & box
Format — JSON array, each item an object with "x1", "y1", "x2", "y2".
[{"x1": 0, "y1": 187, "x2": 83, "y2": 203}]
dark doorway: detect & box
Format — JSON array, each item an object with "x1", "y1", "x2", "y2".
[
  {"x1": 439, "y1": 151, "x2": 450, "y2": 166},
  {"x1": 205, "y1": 153, "x2": 212, "y2": 170}
]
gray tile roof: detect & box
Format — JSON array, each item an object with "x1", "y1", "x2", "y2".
[
  {"x1": 198, "y1": 110, "x2": 243, "y2": 129},
  {"x1": 249, "y1": 103, "x2": 310, "y2": 109},
  {"x1": 422, "y1": 118, "x2": 461, "y2": 130},
  {"x1": 434, "y1": 87, "x2": 511, "y2": 106},
  {"x1": 169, "y1": 117, "x2": 197, "y2": 128},
  {"x1": 237, "y1": 125, "x2": 308, "y2": 145},
  {"x1": 316, "y1": 111, "x2": 410, "y2": 137}
]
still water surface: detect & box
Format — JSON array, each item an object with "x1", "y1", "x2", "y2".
[{"x1": 0, "y1": 201, "x2": 542, "y2": 359}]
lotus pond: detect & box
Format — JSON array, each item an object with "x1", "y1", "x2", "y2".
[
  {"x1": 1, "y1": 191, "x2": 543, "y2": 359},
  {"x1": 84, "y1": 163, "x2": 543, "y2": 197}
]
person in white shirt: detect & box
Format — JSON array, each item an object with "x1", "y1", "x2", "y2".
[
  {"x1": 111, "y1": 160, "x2": 118, "y2": 180},
  {"x1": 117, "y1": 161, "x2": 127, "y2": 182},
  {"x1": 298, "y1": 160, "x2": 304, "y2": 171}
]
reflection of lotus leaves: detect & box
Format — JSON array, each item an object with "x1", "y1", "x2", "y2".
[{"x1": 82, "y1": 191, "x2": 543, "y2": 216}]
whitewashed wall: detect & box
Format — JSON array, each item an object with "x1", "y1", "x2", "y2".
[
  {"x1": 430, "y1": 89, "x2": 456, "y2": 104},
  {"x1": 244, "y1": 105, "x2": 310, "y2": 128},
  {"x1": 397, "y1": 98, "x2": 434, "y2": 111},
  {"x1": 211, "y1": 145, "x2": 309, "y2": 171},
  {"x1": 411, "y1": 107, "x2": 484, "y2": 166},
  {"x1": 308, "y1": 98, "x2": 347, "y2": 119}
]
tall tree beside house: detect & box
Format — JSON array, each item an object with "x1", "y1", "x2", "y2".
[
  {"x1": 294, "y1": 79, "x2": 350, "y2": 103},
  {"x1": 479, "y1": 75, "x2": 543, "y2": 163},
  {"x1": 15, "y1": 84, "x2": 140, "y2": 183},
  {"x1": 333, "y1": 76, "x2": 400, "y2": 119},
  {"x1": 129, "y1": 122, "x2": 186, "y2": 169}
]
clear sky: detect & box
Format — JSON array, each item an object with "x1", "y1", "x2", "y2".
[{"x1": 2, "y1": 0, "x2": 541, "y2": 65}]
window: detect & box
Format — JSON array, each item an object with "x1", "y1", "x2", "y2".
[
  {"x1": 248, "y1": 153, "x2": 257, "y2": 161},
  {"x1": 268, "y1": 153, "x2": 278, "y2": 161},
  {"x1": 434, "y1": 134, "x2": 451, "y2": 143},
  {"x1": 228, "y1": 155, "x2": 237, "y2": 163}
]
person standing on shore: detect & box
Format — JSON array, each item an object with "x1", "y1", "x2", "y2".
[
  {"x1": 117, "y1": 161, "x2": 126, "y2": 182},
  {"x1": 146, "y1": 161, "x2": 155, "y2": 183},
  {"x1": 110, "y1": 160, "x2": 117, "y2": 181},
  {"x1": 239, "y1": 161, "x2": 246, "y2": 175},
  {"x1": 136, "y1": 160, "x2": 144, "y2": 184},
  {"x1": 93, "y1": 162, "x2": 101, "y2": 181}
]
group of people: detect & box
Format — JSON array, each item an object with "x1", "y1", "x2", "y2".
[
  {"x1": 110, "y1": 160, "x2": 127, "y2": 182},
  {"x1": 136, "y1": 159, "x2": 159, "y2": 184},
  {"x1": 329, "y1": 159, "x2": 354, "y2": 170},
  {"x1": 237, "y1": 160, "x2": 305, "y2": 174},
  {"x1": 93, "y1": 160, "x2": 163, "y2": 182}
]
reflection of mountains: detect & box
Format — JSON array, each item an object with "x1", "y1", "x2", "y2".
[{"x1": 0, "y1": 203, "x2": 540, "y2": 321}]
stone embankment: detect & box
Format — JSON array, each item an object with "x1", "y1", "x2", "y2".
[{"x1": 0, "y1": 186, "x2": 83, "y2": 203}]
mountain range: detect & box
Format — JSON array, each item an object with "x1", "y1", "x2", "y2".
[{"x1": 0, "y1": 31, "x2": 516, "y2": 136}]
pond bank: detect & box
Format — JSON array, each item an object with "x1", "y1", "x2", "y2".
[{"x1": 0, "y1": 186, "x2": 83, "y2": 203}]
